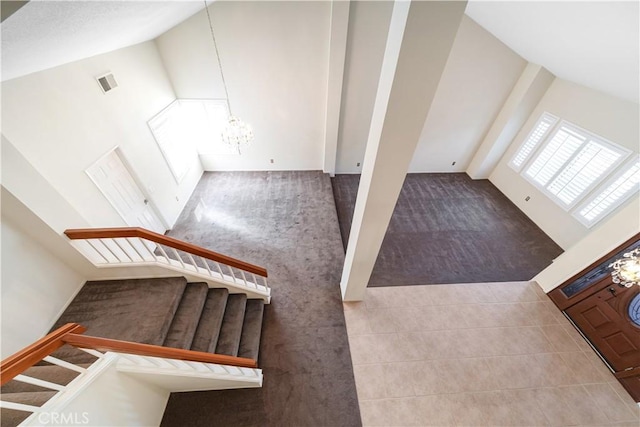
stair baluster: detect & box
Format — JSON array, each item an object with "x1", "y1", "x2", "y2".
[{"x1": 65, "y1": 227, "x2": 270, "y2": 302}]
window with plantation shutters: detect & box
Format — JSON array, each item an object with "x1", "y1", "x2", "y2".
[
  {"x1": 574, "y1": 159, "x2": 640, "y2": 227},
  {"x1": 510, "y1": 112, "x2": 558, "y2": 171},
  {"x1": 546, "y1": 138, "x2": 624, "y2": 207},
  {"x1": 522, "y1": 122, "x2": 629, "y2": 210},
  {"x1": 509, "y1": 113, "x2": 637, "y2": 226},
  {"x1": 524, "y1": 125, "x2": 586, "y2": 187}
]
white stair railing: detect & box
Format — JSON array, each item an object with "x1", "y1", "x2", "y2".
[
  {"x1": 5, "y1": 350, "x2": 263, "y2": 425},
  {"x1": 116, "y1": 353, "x2": 262, "y2": 392},
  {"x1": 65, "y1": 228, "x2": 270, "y2": 301},
  {"x1": 0, "y1": 347, "x2": 108, "y2": 424},
  {"x1": 2, "y1": 322, "x2": 264, "y2": 425}
]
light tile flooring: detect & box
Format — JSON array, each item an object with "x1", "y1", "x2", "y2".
[{"x1": 343, "y1": 281, "x2": 640, "y2": 426}]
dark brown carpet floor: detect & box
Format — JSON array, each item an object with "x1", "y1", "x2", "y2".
[
  {"x1": 331, "y1": 173, "x2": 564, "y2": 286},
  {"x1": 160, "y1": 171, "x2": 360, "y2": 427}
]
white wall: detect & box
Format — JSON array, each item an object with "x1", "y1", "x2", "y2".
[
  {"x1": 1, "y1": 41, "x2": 202, "y2": 230},
  {"x1": 466, "y1": 63, "x2": 555, "y2": 179},
  {"x1": 408, "y1": 16, "x2": 526, "y2": 172},
  {"x1": 490, "y1": 78, "x2": 640, "y2": 249},
  {"x1": 534, "y1": 199, "x2": 640, "y2": 292},
  {"x1": 1, "y1": 135, "x2": 90, "y2": 234},
  {"x1": 323, "y1": 1, "x2": 351, "y2": 176},
  {"x1": 335, "y1": 13, "x2": 526, "y2": 174},
  {"x1": 59, "y1": 363, "x2": 169, "y2": 427},
  {"x1": 155, "y1": 1, "x2": 331, "y2": 171},
  {"x1": 1, "y1": 215, "x2": 85, "y2": 358},
  {"x1": 335, "y1": 0, "x2": 394, "y2": 174}
]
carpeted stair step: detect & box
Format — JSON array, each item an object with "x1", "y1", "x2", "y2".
[
  {"x1": 237, "y1": 300, "x2": 265, "y2": 361},
  {"x1": 190, "y1": 289, "x2": 229, "y2": 353},
  {"x1": 163, "y1": 283, "x2": 209, "y2": 349},
  {"x1": 1, "y1": 364, "x2": 90, "y2": 394},
  {"x1": 50, "y1": 277, "x2": 188, "y2": 364},
  {"x1": 215, "y1": 294, "x2": 247, "y2": 356},
  {"x1": 1, "y1": 391, "x2": 57, "y2": 427}
]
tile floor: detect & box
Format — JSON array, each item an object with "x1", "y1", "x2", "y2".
[{"x1": 344, "y1": 281, "x2": 640, "y2": 426}]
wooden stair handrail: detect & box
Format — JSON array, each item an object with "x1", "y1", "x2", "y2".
[
  {"x1": 1, "y1": 324, "x2": 258, "y2": 387},
  {"x1": 61, "y1": 334, "x2": 258, "y2": 369},
  {"x1": 0, "y1": 323, "x2": 86, "y2": 385},
  {"x1": 64, "y1": 227, "x2": 268, "y2": 277}
]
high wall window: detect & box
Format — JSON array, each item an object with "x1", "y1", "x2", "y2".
[
  {"x1": 574, "y1": 158, "x2": 640, "y2": 227},
  {"x1": 510, "y1": 112, "x2": 636, "y2": 227},
  {"x1": 509, "y1": 112, "x2": 558, "y2": 171},
  {"x1": 148, "y1": 99, "x2": 229, "y2": 183}
]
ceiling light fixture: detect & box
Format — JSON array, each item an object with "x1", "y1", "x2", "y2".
[
  {"x1": 204, "y1": 0, "x2": 254, "y2": 155},
  {"x1": 610, "y1": 248, "x2": 640, "y2": 288}
]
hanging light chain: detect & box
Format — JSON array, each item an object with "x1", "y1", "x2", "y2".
[
  {"x1": 204, "y1": 0, "x2": 232, "y2": 114},
  {"x1": 203, "y1": 0, "x2": 253, "y2": 155}
]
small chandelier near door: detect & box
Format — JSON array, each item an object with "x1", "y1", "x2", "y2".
[
  {"x1": 610, "y1": 248, "x2": 640, "y2": 288},
  {"x1": 204, "y1": 0, "x2": 254, "y2": 155}
]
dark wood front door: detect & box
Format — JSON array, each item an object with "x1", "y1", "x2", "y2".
[{"x1": 566, "y1": 281, "x2": 640, "y2": 372}]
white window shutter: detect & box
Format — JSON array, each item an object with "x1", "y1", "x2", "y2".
[
  {"x1": 522, "y1": 119, "x2": 631, "y2": 213},
  {"x1": 509, "y1": 112, "x2": 558, "y2": 171},
  {"x1": 575, "y1": 159, "x2": 640, "y2": 226},
  {"x1": 525, "y1": 126, "x2": 586, "y2": 186},
  {"x1": 547, "y1": 141, "x2": 622, "y2": 207}
]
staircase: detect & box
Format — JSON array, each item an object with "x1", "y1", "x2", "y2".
[
  {"x1": 0, "y1": 278, "x2": 266, "y2": 427},
  {"x1": 47, "y1": 277, "x2": 265, "y2": 364},
  {"x1": 162, "y1": 283, "x2": 265, "y2": 360}
]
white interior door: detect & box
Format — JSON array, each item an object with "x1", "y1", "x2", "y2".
[{"x1": 87, "y1": 149, "x2": 166, "y2": 234}]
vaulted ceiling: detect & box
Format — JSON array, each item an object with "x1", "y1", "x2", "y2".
[
  {"x1": 2, "y1": 0, "x2": 639, "y2": 104},
  {"x1": 465, "y1": 1, "x2": 639, "y2": 103},
  {"x1": 1, "y1": 0, "x2": 205, "y2": 81}
]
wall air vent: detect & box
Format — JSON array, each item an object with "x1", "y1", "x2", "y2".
[{"x1": 96, "y1": 73, "x2": 118, "y2": 94}]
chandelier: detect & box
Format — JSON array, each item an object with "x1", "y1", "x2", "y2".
[
  {"x1": 221, "y1": 116, "x2": 254, "y2": 154},
  {"x1": 610, "y1": 248, "x2": 640, "y2": 288},
  {"x1": 204, "y1": 1, "x2": 254, "y2": 154}
]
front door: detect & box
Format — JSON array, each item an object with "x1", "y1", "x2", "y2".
[
  {"x1": 87, "y1": 149, "x2": 165, "y2": 234},
  {"x1": 566, "y1": 281, "x2": 640, "y2": 372}
]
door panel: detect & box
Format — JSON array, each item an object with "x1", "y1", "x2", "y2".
[
  {"x1": 87, "y1": 150, "x2": 165, "y2": 234},
  {"x1": 581, "y1": 306, "x2": 612, "y2": 329},
  {"x1": 566, "y1": 282, "x2": 640, "y2": 372}
]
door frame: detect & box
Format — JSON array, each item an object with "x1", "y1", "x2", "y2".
[
  {"x1": 85, "y1": 146, "x2": 169, "y2": 231},
  {"x1": 549, "y1": 232, "x2": 640, "y2": 311},
  {"x1": 565, "y1": 281, "x2": 640, "y2": 372},
  {"x1": 549, "y1": 232, "x2": 640, "y2": 402}
]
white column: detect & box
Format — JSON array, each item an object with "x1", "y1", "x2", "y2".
[
  {"x1": 323, "y1": 0, "x2": 350, "y2": 177},
  {"x1": 466, "y1": 63, "x2": 555, "y2": 179},
  {"x1": 340, "y1": 0, "x2": 467, "y2": 301}
]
